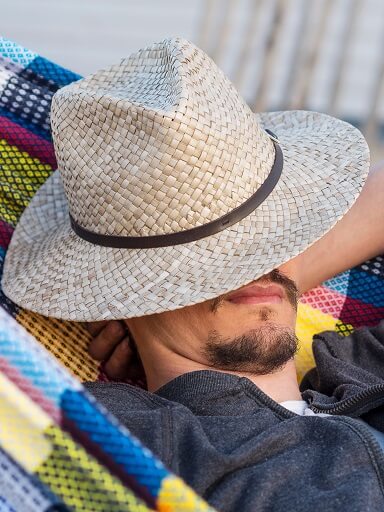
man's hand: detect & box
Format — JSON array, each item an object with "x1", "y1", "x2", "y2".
[{"x1": 86, "y1": 320, "x2": 142, "y2": 380}]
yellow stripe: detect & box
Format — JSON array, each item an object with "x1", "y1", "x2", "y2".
[
  {"x1": 295, "y1": 303, "x2": 354, "y2": 381},
  {"x1": 158, "y1": 475, "x2": 215, "y2": 511},
  {"x1": 37, "y1": 425, "x2": 152, "y2": 511},
  {"x1": 17, "y1": 309, "x2": 100, "y2": 382},
  {"x1": 0, "y1": 139, "x2": 52, "y2": 225},
  {"x1": 0, "y1": 372, "x2": 52, "y2": 471},
  {"x1": 295, "y1": 303, "x2": 339, "y2": 381}
]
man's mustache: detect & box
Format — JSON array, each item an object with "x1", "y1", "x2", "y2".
[
  {"x1": 210, "y1": 269, "x2": 299, "y2": 313},
  {"x1": 261, "y1": 269, "x2": 299, "y2": 309}
]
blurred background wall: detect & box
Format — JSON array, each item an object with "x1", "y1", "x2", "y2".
[{"x1": 1, "y1": 0, "x2": 384, "y2": 160}]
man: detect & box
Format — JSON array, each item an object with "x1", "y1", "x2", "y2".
[{"x1": 3, "y1": 38, "x2": 384, "y2": 511}]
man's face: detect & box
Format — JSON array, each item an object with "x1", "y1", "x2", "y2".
[{"x1": 136, "y1": 263, "x2": 300, "y2": 376}]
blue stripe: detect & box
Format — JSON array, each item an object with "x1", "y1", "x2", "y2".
[
  {"x1": 323, "y1": 270, "x2": 350, "y2": 295},
  {"x1": 0, "y1": 309, "x2": 79, "y2": 405},
  {"x1": 27, "y1": 57, "x2": 81, "y2": 88},
  {"x1": 347, "y1": 269, "x2": 384, "y2": 308},
  {"x1": 0, "y1": 38, "x2": 37, "y2": 67},
  {"x1": 62, "y1": 389, "x2": 168, "y2": 499},
  {"x1": 325, "y1": 269, "x2": 384, "y2": 308}
]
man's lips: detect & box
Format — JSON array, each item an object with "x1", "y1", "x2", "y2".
[{"x1": 226, "y1": 283, "x2": 285, "y2": 305}]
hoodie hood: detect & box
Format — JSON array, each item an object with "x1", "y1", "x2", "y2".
[{"x1": 301, "y1": 320, "x2": 384, "y2": 418}]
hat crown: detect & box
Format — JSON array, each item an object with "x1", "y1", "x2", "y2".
[{"x1": 51, "y1": 37, "x2": 275, "y2": 237}]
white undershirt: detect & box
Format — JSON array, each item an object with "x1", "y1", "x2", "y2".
[{"x1": 280, "y1": 400, "x2": 330, "y2": 417}]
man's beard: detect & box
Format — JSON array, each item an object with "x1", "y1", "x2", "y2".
[
  {"x1": 205, "y1": 269, "x2": 299, "y2": 375},
  {"x1": 204, "y1": 324, "x2": 299, "y2": 374}
]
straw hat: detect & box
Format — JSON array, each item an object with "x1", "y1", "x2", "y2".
[{"x1": 2, "y1": 37, "x2": 370, "y2": 321}]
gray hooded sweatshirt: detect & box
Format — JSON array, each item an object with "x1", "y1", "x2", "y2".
[{"x1": 86, "y1": 321, "x2": 384, "y2": 511}]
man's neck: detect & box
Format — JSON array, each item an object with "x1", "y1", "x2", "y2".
[{"x1": 140, "y1": 342, "x2": 302, "y2": 403}]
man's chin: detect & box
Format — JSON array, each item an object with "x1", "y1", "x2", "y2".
[{"x1": 204, "y1": 324, "x2": 299, "y2": 375}]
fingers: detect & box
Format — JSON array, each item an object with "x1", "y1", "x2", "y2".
[
  {"x1": 87, "y1": 320, "x2": 127, "y2": 361},
  {"x1": 85, "y1": 320, "x2": 109, "y2": 337},
  {"x1": 103, "y1": 337, "x2": 134, "y2": 380},
  {"x1": 86, "y1": 320, "x2": 144, "y2": 382}
]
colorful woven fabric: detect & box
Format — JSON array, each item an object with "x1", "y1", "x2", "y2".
[
  {"x1": 0, "y1": 447, "x2": 65, "y2": 512},
  {"x1": 0, "y1": 36, "x2": 383, "y2": 511},
  {"x1": 295, "y1": 258, "x2": 384, "y2": 380}
]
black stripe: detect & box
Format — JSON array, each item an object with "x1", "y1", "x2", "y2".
[{"x1": 70, "y1": 140, "x2": 283, "y2": 249}]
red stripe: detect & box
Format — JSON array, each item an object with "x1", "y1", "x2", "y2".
[
  {"x1": 338, "y1": 296, "x2": 384, "y2": 328},
  {"x1": 0, "y1": 220, "x2": 14, "y2": 249},
  {"x1": 0, "y1": 356, "x2": 61, "y2": 422},
  {"x1": 300, "y1": 285, "x2": 346, "y2": 318},
  {"x1": 301, "y1": 285, "x2": 384, "y2": 328},
  {"x1": 0, "y1": 116, "x2": 56, "y2": 167}
]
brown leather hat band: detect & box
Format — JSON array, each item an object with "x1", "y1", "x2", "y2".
[{"x1": 70, "y1": 139, "x2": 283, "y2": 249}]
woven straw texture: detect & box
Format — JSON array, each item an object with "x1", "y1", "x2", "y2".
[
  {"x1": 0, "y1": 37, "x2": 383, "y2": 512},
  {"x1": 2, "y1": 37, "x2": 370, "y2": 320}
]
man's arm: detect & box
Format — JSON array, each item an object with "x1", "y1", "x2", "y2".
[{"x1": 293, "y1": 161, "x2": 384, "y2": 294}]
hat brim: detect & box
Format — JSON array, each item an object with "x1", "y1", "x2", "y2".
[{"x1": 2, "y1": 110, "x2": 370, "y2": 321}]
